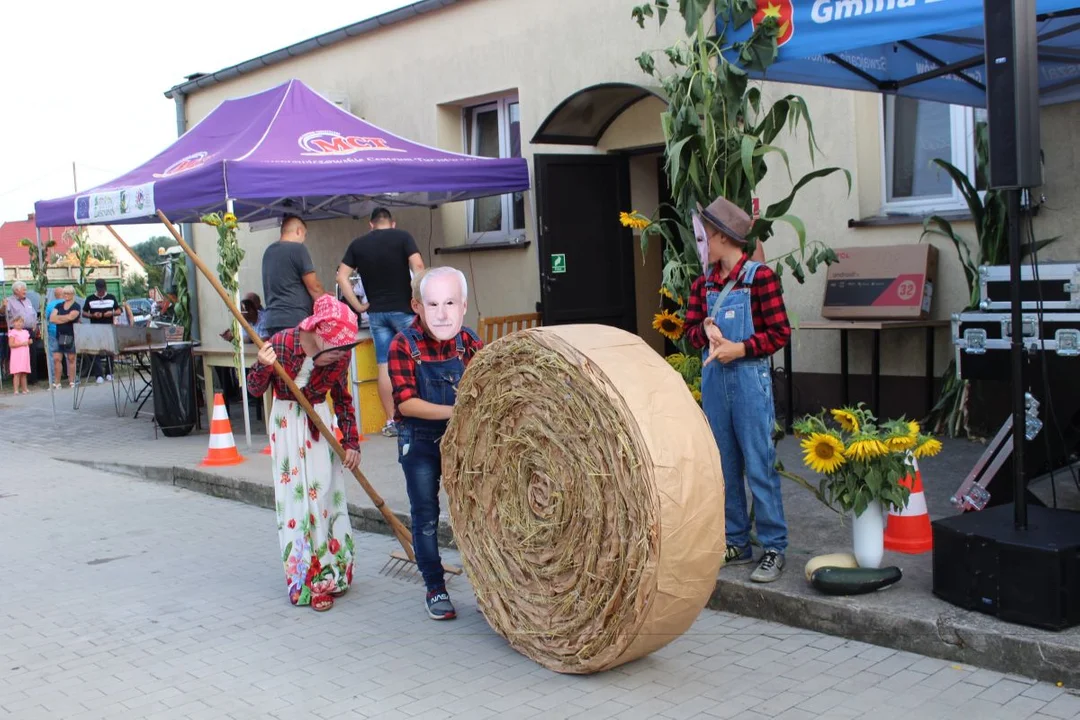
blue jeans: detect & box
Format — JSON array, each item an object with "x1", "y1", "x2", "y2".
[
  {"x1": 703, "y1": 359, "x2": 788, "y2": 554},
  {"x1": 398, "y1": 427, "x2": 444, "y2": 592},
  {"x1": 370, "y1": 311, "x2": 416, "y2": 364}
]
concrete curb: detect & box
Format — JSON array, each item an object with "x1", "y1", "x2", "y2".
[
  {"x1": 77, "y1": 460, "x2": 459, "y2": 548},
  {"x1": 81, "y1": 459, "x2": 1080, "y2": 688},
  {"x1": 709, "y1": 570, "x2": 1080, "y2": 688}
]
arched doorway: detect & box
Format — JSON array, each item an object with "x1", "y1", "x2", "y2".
[{"x1": 531, "y1": 83, "x2": 667, "y2": 335}]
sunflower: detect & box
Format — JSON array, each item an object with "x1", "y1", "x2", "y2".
[
  {"x1": 652, "y1": 310, "x2": 684, "y2": 341},
  {"x1": 801, "y1": 433, "x2": 846, "y2": 474},
  {"x1": 223, "y1": 212, "x2": 238, "y2": 226},
  {"x1": 914, "y1": 437, "x2": 943, "y2": 459},
  {"x1": 830, "y1": 408, "x2": 860, "y2": 433},
  {"x1": 907, "y1": 420, "x2": 921, "y2": 438},
  {"x1": 659, "y1": 286, "x2": 684, "y2": 306},
  {"x1": 846, "y1": 436, "x2": 888, "y2": 462},
  {"x1": 619, "y1": 211, "x2": 650, "y2": 231},
  {"x1": 884, "y1": 433, "x2": 917, "y2": 452}
]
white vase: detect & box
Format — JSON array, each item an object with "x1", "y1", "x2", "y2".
[{"x1": 852, "y1": 499, "x2": 885, "y2": 568}]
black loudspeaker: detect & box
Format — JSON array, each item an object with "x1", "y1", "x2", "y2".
[
  {"x1": 983, "y1": 0, "x2": 1043, "y2": 189},
  {"x1": 932, "y1": 504, "x2": 1080, "y2": 630}
]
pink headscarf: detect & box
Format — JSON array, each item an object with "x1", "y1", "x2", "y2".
[{"x1": 298, "y1": 295, "x2": 358, "y2": 349}]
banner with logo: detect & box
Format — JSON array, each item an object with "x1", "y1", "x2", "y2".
[
  {"x1": 74, "y1": 183, "x2": 156, "y2": 225},
  {"x1": 721, "y1": 0, "x2": 1080, "y2": 107}
]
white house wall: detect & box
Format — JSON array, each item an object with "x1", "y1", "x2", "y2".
[{"x1": 179, "y1": 0, "x2": 1080, "y2": 380}]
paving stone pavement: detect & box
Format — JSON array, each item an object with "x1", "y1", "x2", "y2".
[{"x1": 4, "y1": 454, "x2": 1079, "y2": 720}]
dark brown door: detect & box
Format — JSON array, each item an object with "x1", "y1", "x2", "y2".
[{"x1": 535, "y1": 154, "x2": 636, "y2": 332}]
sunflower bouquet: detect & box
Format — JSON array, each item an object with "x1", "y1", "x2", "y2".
[{"x1": 792, "y1": 405, "x2": 942, "y2": 518}]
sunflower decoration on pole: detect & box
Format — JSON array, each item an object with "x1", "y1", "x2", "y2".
[
  {"x1": 792, "y1": 405, "x2": 941, "y2": 520},
  {"x1": 201, "y1": 211, "x2": 244, "y2": 371}
]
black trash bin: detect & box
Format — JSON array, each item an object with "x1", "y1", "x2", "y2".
[{"x1": 151, "y1": 343, "x2": 197, "y2": 437}]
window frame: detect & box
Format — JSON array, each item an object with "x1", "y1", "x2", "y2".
[
  {"x1": 880, "y1": 96, "x2": 981, "y2": 216},
  {"x1": 463, "y1": 95, "x2": 525, "y2": 244}
]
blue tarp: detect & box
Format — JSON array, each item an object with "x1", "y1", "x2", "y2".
[{"x1": 723, "y1": 0, "x2": 1080, "y2": 107}]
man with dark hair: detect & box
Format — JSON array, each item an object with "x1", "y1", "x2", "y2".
[
  {"x1": 262, "y1": 214, "x2": 326, "y2": 338},
  {"x1": 84, "y1": 278, "x2": 121, "y2": 383},
  {"x1": 337, "y1": 207, "x2": 425, "y2": 437}
]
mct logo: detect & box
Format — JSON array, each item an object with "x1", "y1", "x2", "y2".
[
  {"x1": 153, "y1": 152, "x2": 209, "y2": 178},
  {"x1": 298, "y1": 131, "x2": 403, "y2": 156}
]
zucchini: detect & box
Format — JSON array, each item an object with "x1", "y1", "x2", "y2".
[
  {"x1": 809, "y1": 566, "x2": 902, "y2": 596},
  {"x1": 803, "y1": 553, "x2": 859, "y2": 582}
]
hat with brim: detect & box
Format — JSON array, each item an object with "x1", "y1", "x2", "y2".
[
  {"x1": 299, "y1": 295, "x2": 359, "y2": 356},
  {"x1": 696, "y1": 195, "x2": 752, "y2": 245}
]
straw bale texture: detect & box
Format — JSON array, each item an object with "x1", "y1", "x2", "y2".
[{"x1": 441, "y1": 324, "x2": 725, "y2": 674}]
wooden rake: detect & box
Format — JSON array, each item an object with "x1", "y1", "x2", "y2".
[{"x1": 157, "y1": 210, "x2": 461, "y2": 583}]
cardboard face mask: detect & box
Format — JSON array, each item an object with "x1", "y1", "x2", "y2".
[
  {"x1": 417, "y1": 273, "x2": 466, "y2": 341},
  {"x1": 692, "y1": 212, "x2": 709, "y2": 267}
]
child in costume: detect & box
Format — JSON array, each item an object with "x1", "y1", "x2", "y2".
[{"x1": 387, "y1": 267, "x2": 483, "y2": 619}]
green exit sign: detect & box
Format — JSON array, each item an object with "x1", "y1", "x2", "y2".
[{"x1": 551, "y1": 253, "x2": 567, "y2": 274}]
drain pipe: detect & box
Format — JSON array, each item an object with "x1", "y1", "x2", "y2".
[{"x1": 173, "y1": 91, "x2": 201, "y2": 342}]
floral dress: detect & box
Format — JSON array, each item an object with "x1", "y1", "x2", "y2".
[{"x1": 248, "y1": 330, "x2": 359, "y2": 608}]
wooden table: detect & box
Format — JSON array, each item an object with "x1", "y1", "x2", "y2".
[{"x1": 782, "y1": 319, "x2": 949, "y2": 430}]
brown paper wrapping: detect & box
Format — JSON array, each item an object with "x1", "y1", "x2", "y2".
[{"x1": 442, "y1": 324, "x2": 725, "y2": 674}]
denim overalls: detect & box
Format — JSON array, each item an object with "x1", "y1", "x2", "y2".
[
  {"x1": 397, "y1": 326, "x2": 478, "y2": 592},
  {"x1": 701, "y1": 260, "x2": 788, "y2": 554}
]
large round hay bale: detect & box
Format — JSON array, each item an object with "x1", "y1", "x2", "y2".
[{"x1": 441, "y1": 324, "x2": 725, "y2": 674}]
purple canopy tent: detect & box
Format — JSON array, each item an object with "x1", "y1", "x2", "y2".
[
  {"x1": 34, "y1": 79, "x2": 531, "y2": 227},
  {"x1": 32, "y1": 78, "x2": 530, "y2": 448}
]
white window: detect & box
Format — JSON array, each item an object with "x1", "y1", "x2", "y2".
[
  {"x1": 882, "y1": 96, "x2": 988, "y2": 215},
  {"x1": 463, "y1": 96, "x2": 525, "y2": 243}
]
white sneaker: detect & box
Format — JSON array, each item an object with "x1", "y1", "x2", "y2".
[
  {"x1": 106, "y1": 374, "x2": 113, "y2": 381},
  {"x1": 96, "y1": 377, "x2": 104, "y2": 384}
]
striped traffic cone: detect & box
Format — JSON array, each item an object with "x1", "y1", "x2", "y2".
[
  {"x1": 884, "y1": 457, "x2": 932, "y2": 553},
  {"x1": 201, "y1": 393, "x2": 245, "y2": 467}
]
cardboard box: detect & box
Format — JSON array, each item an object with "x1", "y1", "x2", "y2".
[{"x1": 822, "y1": 244, "x2": 938, "y2": 320}]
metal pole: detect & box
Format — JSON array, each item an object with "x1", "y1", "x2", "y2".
[
  {"x1": 1008, "y1": 189, "x2": 1027, "y2": 530},
  {"x1": 227, "y1": 198, "x2": 252, "y2": 450},
  {"x1": 36, "y1": 227, "x2": 57, "y2": 423},
  {"x1": 173, "y1": 91, "x2": 201, "y2": 343}
]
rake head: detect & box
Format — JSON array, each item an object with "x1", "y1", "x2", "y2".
[
  {"x1": 379, "y1": 551, "x2": 465, "y2": 584},
  {"x1": 380, "y1": 551, "x2": 424, "y2": 583}
]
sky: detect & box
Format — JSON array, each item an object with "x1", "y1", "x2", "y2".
[{"x1": 0, "y1": 0, "x2": 414, "y2": 245}]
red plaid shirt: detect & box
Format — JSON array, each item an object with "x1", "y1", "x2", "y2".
[
  {"x1": 684, "y1": 254, "x2": 791, "y2": 358},
  {"x1": 388, "y1": 318, "x2": 483, "y2": 422},
  {"x1": 247, "y1": 329, "x2": 360, "y2": 450}
]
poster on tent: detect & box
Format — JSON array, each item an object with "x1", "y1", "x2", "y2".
[{"x1": 74, "y1": 182, "x2": 156, "y2": 224}]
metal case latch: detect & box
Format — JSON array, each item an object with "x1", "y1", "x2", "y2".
[
  {"x1": 963, "y1": 329, "x2": 988, "y2": 354},
  {"x1": 1055, "y1": 329, "x2": 1080, "y2": 357},
  {"x1": 1002, "y1": 317, "x2": 1037, "y2": 339}
]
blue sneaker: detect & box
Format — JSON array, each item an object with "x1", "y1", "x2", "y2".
[
  {"x1": 426, "y1": 589, "x2": 456, "y2": 620},
  {"x1": 724, "y1": 545, "x2": 754, "y2": 566}
]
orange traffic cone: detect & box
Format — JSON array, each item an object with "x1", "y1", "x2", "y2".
[
  {"x1": 884, "y1": 457, "x2": 932, "y2": 553},
  {"x1": 201, "y1": 393, "x2": 245, "y2": 467},
  {"x1": 261, "y1": 444, "x2": 272, "y2": 455}
]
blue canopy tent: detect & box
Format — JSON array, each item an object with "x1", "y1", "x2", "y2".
[
  {"x1": 723, "y1": 0, "x2": 1080, "y2": 536},
  {"x1": 724, "y1": 0, "x2": 1080, "y2": 107}
]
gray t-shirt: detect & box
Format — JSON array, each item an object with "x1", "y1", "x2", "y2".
[{"x1": 261, "y1": 240, "x2": 316, "y2": 331}]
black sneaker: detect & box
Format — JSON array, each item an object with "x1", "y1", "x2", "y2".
[
  {"x1": 750, "y1": 550, "x2": 785, "y2": 583},
  {"x1": 426, "y1": 589, "x2": 456, "y2": 620},
  {"x1": 724, "y1": 544, "x2": 754, "y2": 566}
]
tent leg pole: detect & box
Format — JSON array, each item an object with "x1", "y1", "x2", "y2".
[{"x1": 36, "y1": 228, "x2": 57, "y2": 424}]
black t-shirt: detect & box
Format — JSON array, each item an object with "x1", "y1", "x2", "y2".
[
  {"x1": 262, "y1": 240, "x2": 317, "y2": 330},
  {"x1": 341, "y1": 229, "x2": 420, "y2": 314},
  {"x1": 84, "y1": 293, "x2": 119, "y2": 324},
  {"x1": 53, "y1": 302, "x2": 80, "y2": 337}
]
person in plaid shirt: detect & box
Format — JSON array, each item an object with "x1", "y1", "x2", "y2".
[
  {"x1": 387, "y1": 266, "x2": 483, "y2": 620},
  {"x1": 683, "y1": 194, "x2": 792, "y2": 584},
  {"x1": 248, "y1": 295, "x2": 362, "y2": 612}
]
